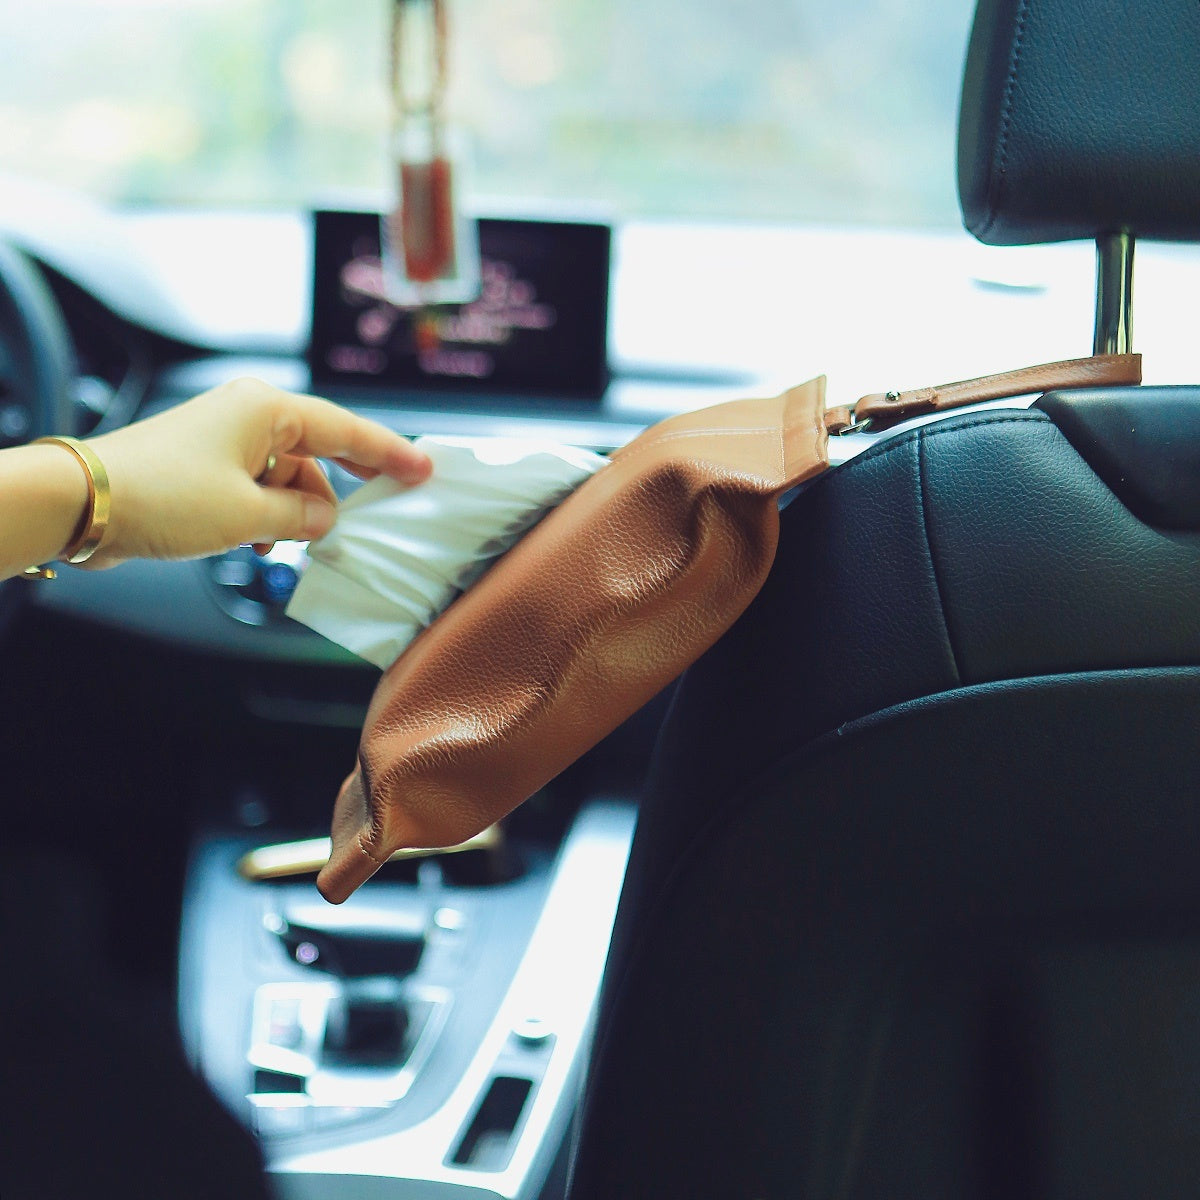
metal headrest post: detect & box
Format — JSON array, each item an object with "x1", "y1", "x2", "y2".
[{"x1": 1094, "y1": 231, "x2": 1134, "y2": 355}]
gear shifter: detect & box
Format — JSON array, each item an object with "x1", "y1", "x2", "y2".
[
  {"x1": 323, "y1": 977, "x2": 410, "y2": 1067},
  {"x1": 259, "y1": 905, "x2": 430, "y2": 1081}
]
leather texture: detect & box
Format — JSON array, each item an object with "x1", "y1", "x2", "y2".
[
  {"x1": 1037, "y1": 385, "x2": 1200, "y2": 530},
  {"x1": 958, "y1": 0, "x2": 1200, "y2": 244},
  {"x1": 318, "y1": 381, "x2": 832, "y2": 903},
  {"x1": 569, "y1": 408, "x2": 1200, "y2": 1199},
  {"x1": 851, "y1": 352, "x2": 1140, "y2": 431}
]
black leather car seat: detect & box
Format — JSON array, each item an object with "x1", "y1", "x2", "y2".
[{"x1": 567, "y1": 2, "x2": 1200, "y2": 1197}]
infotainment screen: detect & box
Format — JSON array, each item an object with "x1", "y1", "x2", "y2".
[{"x1": 310, "y1": 210, "x2": 611, "y2": 402}]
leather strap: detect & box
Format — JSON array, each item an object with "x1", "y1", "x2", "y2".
[{"x1": 825, "y1": 353, "x2": 1143, "y2": 434}]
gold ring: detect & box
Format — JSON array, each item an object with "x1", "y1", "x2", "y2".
[{"x1": 259, "y1": 453, "x2": 277, "y2": 482}]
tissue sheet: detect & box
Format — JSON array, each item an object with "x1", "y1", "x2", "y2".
[{"x1": 286, "y1": 436, "x2": 609, "y2": 669}]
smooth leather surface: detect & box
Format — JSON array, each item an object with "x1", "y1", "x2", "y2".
[
  {"x1": 958, "y1": 0, "x2": 1200, "y2": 244},
  {"x1": 569, "y1": 409, "x2": 1200, "y2": 1199},
  {"x1": 1037, "y1": 385, "x2": 1200, "y2": 530},
  {"x1": 852, "y1": 353, "x2": 1140, "y2": 431},
  {"x1": 318, "y1": 382, "x2": 832, "y2": 903},
  {"x1": 586, "y1": 409, "x2": 1200, "y2": 834},
  {"x1": 573, "y1": 673, "x2": 1200, "y2": 1200}
]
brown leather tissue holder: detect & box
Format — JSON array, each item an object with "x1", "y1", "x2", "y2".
[
  {"x1": 316, "y1": 379, "x2": 831, "y2": 902},
  {"x1": 317, "y1": 351, "x2": 1143, "y2": 903}
]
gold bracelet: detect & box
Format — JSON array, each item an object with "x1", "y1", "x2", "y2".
[{"x1": 21, "y1": 436, "x2": 111, "y2": 579}]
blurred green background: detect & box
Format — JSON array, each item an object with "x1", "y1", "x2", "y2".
[{"x1": 0, "y1": 0, "x2": 976, "y2": 226}]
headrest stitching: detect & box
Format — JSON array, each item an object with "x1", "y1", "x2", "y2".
[{"x1": 984, "y1": 0, "x2": 1034, "y2": 240}]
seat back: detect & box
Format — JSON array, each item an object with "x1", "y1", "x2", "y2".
[{"x1": 568, "y1": 2, "x2": 1200, "y2": 1195}]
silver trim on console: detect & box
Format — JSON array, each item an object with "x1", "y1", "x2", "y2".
[{"x1": 269, "y1": 801, "x2": 637, "y2": 1200}]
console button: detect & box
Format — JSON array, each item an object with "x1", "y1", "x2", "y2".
[{"x1": 262, "y1": 561, "x2": 299, "y2": 605}]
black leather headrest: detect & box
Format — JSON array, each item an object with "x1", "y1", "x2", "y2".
[{"x1": 958, "y1": 0, "x2": 1200, "y2": 245}]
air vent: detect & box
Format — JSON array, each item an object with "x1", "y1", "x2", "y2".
[{"x1": 206, "y1": 543, "x2": 307, "y2": 626}]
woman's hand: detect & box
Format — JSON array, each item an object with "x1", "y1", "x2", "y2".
[{"x1": 84, "y1": 378, "x2": 430, "y2": 567}]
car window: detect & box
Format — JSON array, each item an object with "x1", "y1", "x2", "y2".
[{"x1": 0, "y1": 0, "x2": 975, "y2": 226}]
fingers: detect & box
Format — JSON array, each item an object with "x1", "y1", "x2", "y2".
[
  {"x1": 250, "y1": 484, "x2": 336, "y2": 547},
  {"x1": 330, "y1": 457, "x2": 381, "y2": 482},
  {"x1": 250, "y1": 456, "x2": 339, "y2": 554},
  {"x1": 266, "y1": 454, "x2": 339, "y2": 507},
  {"x1": 270, "y1": 392, "x2": 431, "y2": 486},
  {"x1": 80, "y1": 379, "x2": 428, "y2": 565}
]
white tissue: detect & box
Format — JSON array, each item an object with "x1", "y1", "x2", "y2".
[{"x1": 286, "y1": 435, "x2": 609, "y2": 669}]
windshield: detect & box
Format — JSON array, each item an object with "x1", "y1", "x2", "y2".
[{"x1": 0, "y1": 0, "x2": 975, "y2": 227}]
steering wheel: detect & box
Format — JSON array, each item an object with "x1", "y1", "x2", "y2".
[{"x1": 0, "y1": 240, "x2": 77, "y2": 634}]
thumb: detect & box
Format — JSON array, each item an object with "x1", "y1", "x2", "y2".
[{"x1": 252, "y1": 486, "x2": 336, "y2": 545}]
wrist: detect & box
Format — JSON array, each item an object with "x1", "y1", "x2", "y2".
[{"x1": 0, "y1": 442, "x2": 90, "y2": 579}]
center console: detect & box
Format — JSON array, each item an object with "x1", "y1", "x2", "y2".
[
  {"x1": 179, "y1": 801, "x2": 636, "y2": 1200},
  {"x1": 168, "y1": 209, "x2": 644, "y2": 1197}
]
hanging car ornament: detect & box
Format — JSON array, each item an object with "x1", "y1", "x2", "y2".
[{"x1": 382, "y1": 0, "x2": 480, "y2": 307}]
